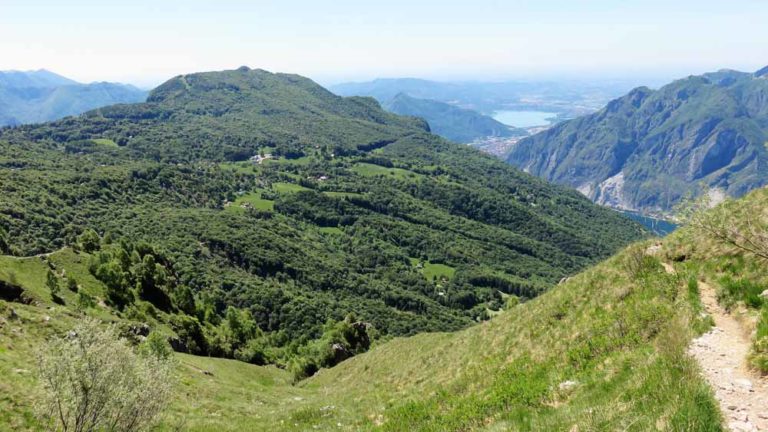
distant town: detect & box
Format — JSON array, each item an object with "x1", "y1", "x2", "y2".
[{"x1": 469, "y1": 124, "x2": 551, "y2": 158}]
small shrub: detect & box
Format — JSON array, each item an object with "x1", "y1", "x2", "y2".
[
  {"x1": 36, "y1": 318, "x2": 173, "y2": 431},
  {"x1": 46, "y1": 269, "x2": 63, "y2": 304},
  {"x1": 66, "y1": 277, "x2": 78, "y2": 292},
  {"x1": 75, "y1": 291, "x2": 96, "y2": 311},
  {"x1": 623, "y1": 246, "x2": 662, "y2": 279},
  {"x1": 140, "y1": 331, "x2": 174, "y2": 360},
  {"x1": 687, "y1": 276, "x2": 699, "y2": 300},
  {"x1": 235, "y1": 338, "x2": 273, "y2": 365},
  {"x1": 504, "y1": 295, "x2": 520, "y2": 310}
]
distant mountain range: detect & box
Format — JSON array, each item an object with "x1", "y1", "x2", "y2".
[
  {"x1": 331, "y1": 77, "x2": 637, "y2": 144},
  {"x1": 384, "y1": 93, "x2": 525, "y2": 143},
  {"x1": 330, "y1": 77, "x2": 635, "y2": 116},
  {"x1": 0, "y1": 69, "x2": 146, "y2": 126},
  {"x1": 506, "y1": 67, "x2": 768, "y2": 214}
]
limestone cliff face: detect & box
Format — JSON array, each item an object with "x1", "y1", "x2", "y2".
[{"x1": 507, "y1": 68, "x2": 768, "y2": 213}]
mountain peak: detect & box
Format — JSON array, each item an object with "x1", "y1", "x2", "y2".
[
  {"x1": 0, "y1": 69, "x2": 79, "y2": 88},
  {"x1": 755, "y1": 65, "x2": 768, "y2": 78},
  {"x1": 147, "y1": 68, "x2": 274, "y2": 103}
]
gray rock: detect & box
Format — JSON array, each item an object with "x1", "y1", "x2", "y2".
[
  {"x1": 728, "y1": 420, "x2": 755, "y2": 432},
  {"x1": 734, "y1": 379, "x2": 753, "y2": 391}
]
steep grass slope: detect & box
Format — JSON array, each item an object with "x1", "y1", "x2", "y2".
[{"x1": 0, "y1": 237, "x2": 724, "y2": 430}]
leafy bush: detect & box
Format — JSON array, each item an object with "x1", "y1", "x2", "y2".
[
  {"x1": 169, "y1": 314, "x2": 208, "y2": 355},
  {"x1": 140, "y1": 331, "x2": 174, "y2": 360},
  {"x1": 36, "y1": 319, "x2": 173, "y2": 431},
  {"x1": 75, "y1": 291, "x2": 96, "y2": 311},
  {"x1": 66, "y1": 276, "x2": 78, "y2": 292},
  {"x1": 78, "y1": 229, "x2": 101, "y2": 253},
  {"x1": 290, "y1": 316, "x2": 373, "y2": 381},
  {"x1": 623, "y1": 246, "x2": 662, "y2": 279},
  {"x1": 46, "y1": 269, "x2": 62, "y2": 304}
]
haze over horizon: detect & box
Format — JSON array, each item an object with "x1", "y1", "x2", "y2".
[{"x1": 2, "y1": 0, "x2": 767, "y2": 88}]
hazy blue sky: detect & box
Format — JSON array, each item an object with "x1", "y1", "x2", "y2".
[{"x1": 1, "y1": 0, "x2": 766, "y2": 87}]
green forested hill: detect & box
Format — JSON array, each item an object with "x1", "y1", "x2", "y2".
[
  {"x1": 0, "y1": 67, "x2": 645, "y2": 371},
  {"x1": 384, "y1": 93, "x2": 525, "y2": 143},
  {"x1": 506, "y1": 67, "x2": 768, "y2": 213}
]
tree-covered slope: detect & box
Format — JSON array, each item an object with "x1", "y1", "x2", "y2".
[
  {"x1": 0, "y1": 69, "x2": 146, "y2": 126},
  {"x1": 385, "y1": 93, "x2": 525, "y2": 143},
  {"x1": 0, "y1": 67, "x2": 645, "y2": 371},
  {"x1": 506, "y1": 67, "x2": 768, "y2": 213}
]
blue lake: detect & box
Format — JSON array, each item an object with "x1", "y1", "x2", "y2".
[
  {"x1": 619, "y1": 210, "x2": 678, "y2": 236},
  {"x1": 492, "y1": 110, "x2": 558, "y2": 128}
]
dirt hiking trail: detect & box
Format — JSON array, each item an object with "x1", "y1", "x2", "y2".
[{"x1": 660, "y1": 262, "x2": 768, "y2": 431}]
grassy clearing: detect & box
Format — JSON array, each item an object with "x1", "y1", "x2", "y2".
[
  {"x1": 409, "y1": 258, "x2": 456, "y2": 282},
  {"x1": 351, "y1": 163, "x2": 419, "y2": 180},
  {"x1": 0, "y1": 255, "x2": 52, "y2": 303},
  {"x1": 263, "y1": 156, "x2": 313, "y2": 166},
  {"x1": 0, "y1": 249, "x2": 108, "y2": 308},
  {"x1": 228, "y1": 191, "x2": 274, "y2": 212},
  {"x1": 273, "y1": 182, "x2": 309, "y2": 194},
  {"x1": 422, "y1": 262, "x2": 456, "y2": 282},
  {"x1": 162, "y1": 354, "x2": 309, "y2": 431},
  {"x1": 91, "y1": 138, "x2": 118, "y2": 148}
]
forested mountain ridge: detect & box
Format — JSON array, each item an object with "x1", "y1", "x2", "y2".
[
  {"x1": 0, "y1": 67, "x2": 645, "y2": 376},
  {"x1": 0, "y1": 69, "x2": 146, "y2": 126},
  {"x1": 384, "y1": 93, "x2": 525, "y2": 143},
  {"x1": 506, "y1": 67, "x2": 768, "y2": 213}
]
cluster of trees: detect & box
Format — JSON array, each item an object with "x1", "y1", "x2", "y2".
[
  {"x1": 88, "y1": 235, "x2": 179, "y2": 311},
  {"x1": 289, "y1": 315, "x2": 374, "y2": 381},
  {"x1": 78, "y1": 229, "x2": 378, "y2": 375}
]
